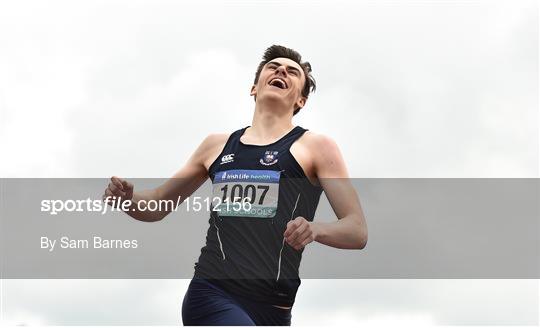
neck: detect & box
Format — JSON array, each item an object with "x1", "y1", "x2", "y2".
[{"x1": 249, "y1": 101, "x2": 295, "y2": 139}]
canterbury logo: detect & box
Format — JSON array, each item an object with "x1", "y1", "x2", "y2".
[{"x1": 220, "y1": 153, "x2": 234, "y2": 164}]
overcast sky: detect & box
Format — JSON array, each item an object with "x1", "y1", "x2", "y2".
[{"x1": 0, "y1": 0, "x2": 538, "y2": 326}]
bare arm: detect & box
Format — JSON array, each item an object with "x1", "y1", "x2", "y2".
[
  {"x1": 312, "y1": 136, "x2": 367, "y2": 249},
  {"x1": 103, "y1": 133, "x2": 229, "y2": 222},
  {"x1": 284, "y1": 135, "x2": 368, "y2": 250}
]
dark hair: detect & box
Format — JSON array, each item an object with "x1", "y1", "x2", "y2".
[{"x1": 253, "y1": 45, "x2": 316, "y2": 115}]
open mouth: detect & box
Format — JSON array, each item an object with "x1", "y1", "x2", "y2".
[{"x1": 268, "y1": 78, "x2": 288, "y2": 89}]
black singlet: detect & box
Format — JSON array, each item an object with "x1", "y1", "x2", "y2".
[{"x1": 193, "y1": 125, "x2": 323, "y2": 307}]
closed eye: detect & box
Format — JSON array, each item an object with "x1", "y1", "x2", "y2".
[{"x1": 266, "y1": 61, "x2": 302, "y2": 77}]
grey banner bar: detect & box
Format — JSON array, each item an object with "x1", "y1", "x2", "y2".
[{"x1": 0, "y1": 178, "x2": 537, "y2": 278}]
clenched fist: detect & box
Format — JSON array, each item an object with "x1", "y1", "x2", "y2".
[
  {"x1": 284, "y1": 216, "x2": 317, "y2": 251},
  {"x1": 102, "y1": 176, "x2": 134, "y2": 206}
]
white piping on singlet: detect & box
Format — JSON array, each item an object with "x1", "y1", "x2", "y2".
[
  {"x1": 211, "y1": 211, "x2": 226, "y2": 260},
  {"x1": 276, "y1": 192, "x2": 301, "y2": 282}
]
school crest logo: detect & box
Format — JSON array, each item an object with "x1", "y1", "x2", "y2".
[{"x1": 260, "y1": 150, "x2": 279, "y2": 166}]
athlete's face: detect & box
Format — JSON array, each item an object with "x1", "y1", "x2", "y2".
[{"x1": 250, "y1": 57, "x2": 307, "y2": 112}]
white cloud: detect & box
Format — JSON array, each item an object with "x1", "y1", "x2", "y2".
[
  {"x1": 0, "y1": 0, "x2": 537, "y2": 177},
  {"x1": 1, "y1": 279, "x2": 189, "y2": 325}
]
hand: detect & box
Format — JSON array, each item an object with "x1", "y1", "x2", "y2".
[
  {"x1": 103, "y1": 176, "x2": 134, "y2": 206},
  {"x1": 284, "y1": 216, "x2": 317, "y2": 251}
]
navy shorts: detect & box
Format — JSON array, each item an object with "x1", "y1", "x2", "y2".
[{"x1": 182, "y1": 278, "x2": 292, "y2": 326}]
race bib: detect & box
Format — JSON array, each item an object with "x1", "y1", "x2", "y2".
[{"x1": 212, "y1": 169, "x2": 281, "y2": 218}]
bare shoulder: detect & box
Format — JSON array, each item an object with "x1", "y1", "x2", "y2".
[
  {"x1": 199, "y1": 133, "x2": 231, "y2": 171},
  {"x1": 289, "y1": 131, "x2": 337, "y2": 183},
  {"x1": 300, "y1": 131, "x2": 342, "y2": 165},
  {"x1": 202, "y1": 133, "x2": 230, "y2": 148},
  {"x1": 299, "y1": 131, "x2": 339, "y2": 150},
  {"x1": 293, "y1": 130, "x2": 347, "y2": 179}
]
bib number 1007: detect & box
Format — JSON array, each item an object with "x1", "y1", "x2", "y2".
[
  {"x1": 220, "y1": 184, "x2": 269, "y2": 205},
  {"x1": 212, "y1": 170, "x2": 281, "y2": 218}
]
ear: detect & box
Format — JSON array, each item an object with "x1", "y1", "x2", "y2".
[
  {"x1": 295, "y1": 96, "x2": 307, "y2": 110},
  {"x1": 250, "y1": 85, "x2": 257, "y2": 97}
]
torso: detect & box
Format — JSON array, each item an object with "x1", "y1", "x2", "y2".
[{"x1": 198, "y1": 126, "x2": 323, "y2": 309}]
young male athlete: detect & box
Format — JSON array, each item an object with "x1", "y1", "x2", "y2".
[{"x1": 103, "y1": 45, "x2": 367, "y2": 326}]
